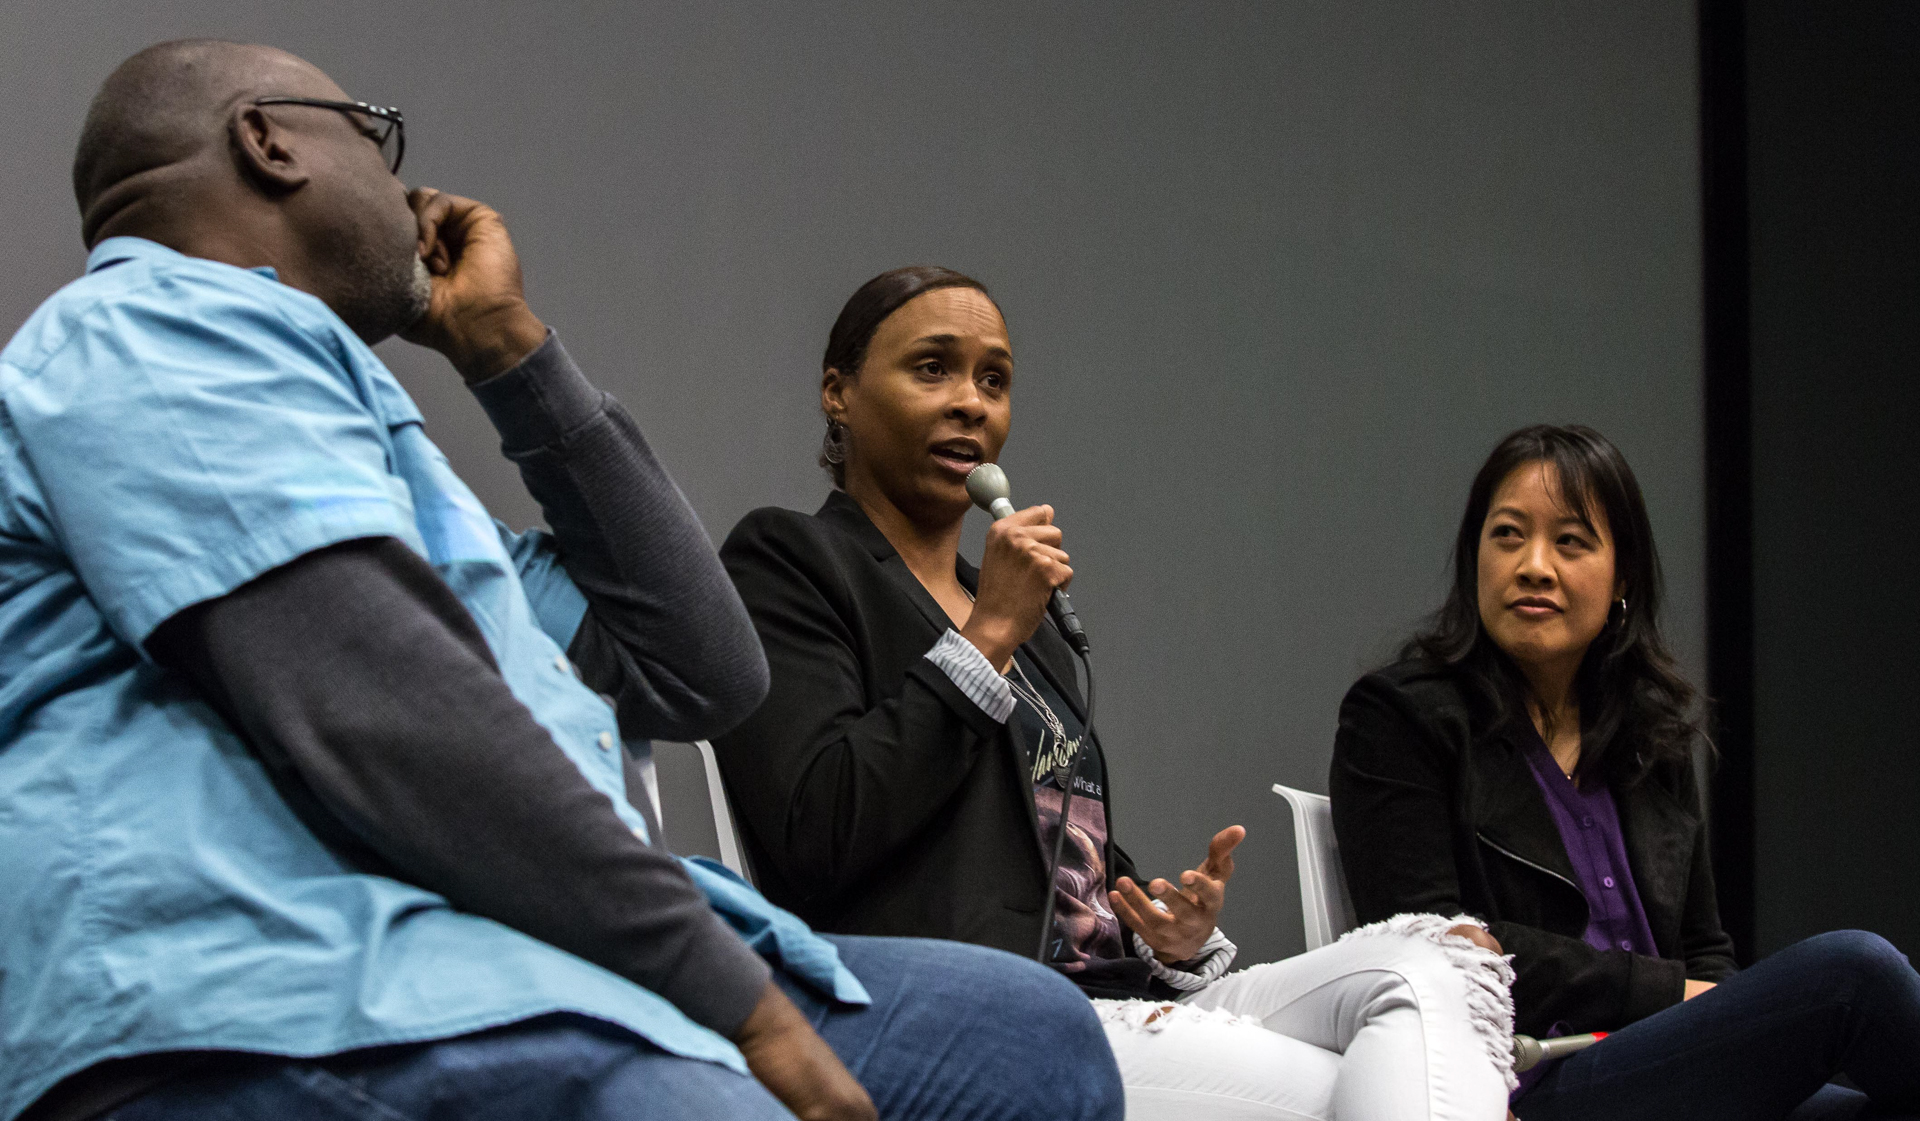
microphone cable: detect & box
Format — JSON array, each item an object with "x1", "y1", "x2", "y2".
[
  {"x1": 1035, "y1": 644, "x2": 1095, "y2": 964},
  {"x1": 962, "y1": 462, "x2": 1100, "y2": 964}
]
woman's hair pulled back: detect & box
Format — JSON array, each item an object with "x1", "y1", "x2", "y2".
[
  {"x1": 1404, "y1": 424, "x2": 1703, "y2": 783},
  {"x1": 818, "y1": 265, "x2": 991, "y2": 486}
]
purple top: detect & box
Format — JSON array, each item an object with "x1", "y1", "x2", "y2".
[
  {"x1": 1510, "y1": 722, "x2": 1661, "y2": 1101},
  {"x1": 1516, "y1": 723, "x2": 1659, "y2": 957}
]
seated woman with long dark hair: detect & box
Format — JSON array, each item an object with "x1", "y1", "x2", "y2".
[
  {"x1": 713, "y1": 266, "x2": 1519, "y2": 1121},
  {"x1": 1331, "y1": 424, "x2": 1920, "y2": 1120}
]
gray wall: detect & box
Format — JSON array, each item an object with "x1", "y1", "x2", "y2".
[
  {"x1": 1746, "y1": 1, "x2": 1920, "y2": 957},
  {"x1": 0, "y1": 2, "x2": 1704, "y2": 966}
]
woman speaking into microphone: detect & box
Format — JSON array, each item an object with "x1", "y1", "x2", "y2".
[{"x1": 714, "y1": 266, "x2": 1516, "y2": 1120}]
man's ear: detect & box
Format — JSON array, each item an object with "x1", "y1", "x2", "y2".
[{"x1": 229, "y1": 104, "x2": 309, "y2": 195}]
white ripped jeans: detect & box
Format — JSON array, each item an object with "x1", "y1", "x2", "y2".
[{"x1": 1095, "y1": 917, "x2": 1516, "y2": 1121}]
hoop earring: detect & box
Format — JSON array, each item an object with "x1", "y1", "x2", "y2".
[
  {"x1": 822, "y1": 419, "x2": 848, "y2": 465},
  {"x1": 1613, "y1": 597, "x2": 1628, "y2": 627}
]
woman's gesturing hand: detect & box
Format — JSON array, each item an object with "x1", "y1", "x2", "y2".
[
  {"x1": 960, "y1": 504, "x2": 1070, "y2": 669},
  {"x1": 1110, "y1": 825, "x2": 1245, "y2": 964}
]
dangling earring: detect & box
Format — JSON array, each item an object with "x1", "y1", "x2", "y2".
[{"x1": 822, "y1": 419, "x2": 848, "y2": 465}]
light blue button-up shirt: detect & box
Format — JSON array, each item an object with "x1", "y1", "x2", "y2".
[{"x1": 0, "y1": 237, "x2": 865, "y2": 1120}]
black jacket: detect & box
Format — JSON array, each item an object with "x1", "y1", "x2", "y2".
[
  {"x1": 714, "y1": 491, "x2": 1142, "y2": 966},
  {"x1": 1330, "y1": 659, "x2": 1737, "y2": 1037}
]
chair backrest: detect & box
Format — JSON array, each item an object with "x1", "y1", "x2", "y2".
[
  {"x1": 1272, "y1": 784, "x2": 1358, "y2": 950},
  {"x1": 693, "y1": 740, "x2": 751, "y2": 880},
  {"x1": 650, "y1": 739, "x2": 753, "y2": 882}
]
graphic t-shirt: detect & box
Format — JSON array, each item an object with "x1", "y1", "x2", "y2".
[{"x1": 1005, "y1": 649, "x2": 1130, "y2": 978}]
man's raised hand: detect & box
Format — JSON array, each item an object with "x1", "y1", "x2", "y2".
[{"x1": 402, "y1": 187, "x2": 548, "y2": 383}]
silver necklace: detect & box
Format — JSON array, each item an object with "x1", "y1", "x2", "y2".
[
  {"x1": 961, "y1": 586, "x2": 1079, "y2": 786},
  {"x1": 1007, "y1": 660, "x2": 1078, "y2": 786}
]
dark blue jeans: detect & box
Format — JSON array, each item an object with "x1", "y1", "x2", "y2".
[
  {"x1": 1515, "y1": 931, "x2": 1920, "y2": 1121},
  {"x1": 104, "y1": 935, "x2": 1123, "y2": 1121}
]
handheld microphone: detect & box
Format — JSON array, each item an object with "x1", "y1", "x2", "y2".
[
  {"x1": 1512, "y1": 1032, "x2": 1607, "y2": 1072},
  {"x1": 964, "y1": 463, "x2": 1090, "y2": 655}
]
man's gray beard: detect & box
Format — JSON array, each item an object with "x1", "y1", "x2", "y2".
[
  {"x1": 400, "y1": 256, "x2": 433, "y2": 329},
  {"x1": 337, "y1": 250, "x2": 434, "y2": 344}
]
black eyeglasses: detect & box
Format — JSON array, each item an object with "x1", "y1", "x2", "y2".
[{"x1": 252, "y1": 96, "x2": 406, "y2": 175}]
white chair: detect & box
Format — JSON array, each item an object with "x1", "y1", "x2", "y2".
[
  {"x1": 693, "y1": 740, "x2": 751, "y2": 881},
  {"x1": 652, "y1": 739, "x2": 753, "y2": 882},
  {"x1": 1272, "y1": 784, "x2": 1358, "y2": 950}
]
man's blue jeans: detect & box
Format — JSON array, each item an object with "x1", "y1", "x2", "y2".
[
  {"x1": 1515, "y1": 930, "x2": 1920, "y2": 1121},
  {"x1": 104, "y1": 935, "x2": 1124, "y2": 1121}
]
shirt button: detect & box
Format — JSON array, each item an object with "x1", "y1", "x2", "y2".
[
  {"x1": 554, "y1": 655, "x2": 571, "y2": 673},
  {"x1": 1619, "y1": 940, "x2": 1633, "y2": 951},
  {"x1": 1581, "y1": 816, "x2": 1595, "y2": 828},
  {"x1": 1602, "y1": 876, "x2": 1616, "y2": 889},
  {"x1": 598, "y1": 732, "x2": 616, "y2": 752}
]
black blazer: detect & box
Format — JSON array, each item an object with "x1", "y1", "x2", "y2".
[
  {"x1": 1330, "y1": 659, "x2": 1737, "y2": 1037},
  {"x1": 713, "y1": 491, "x2": 1140, "y2": 960}
]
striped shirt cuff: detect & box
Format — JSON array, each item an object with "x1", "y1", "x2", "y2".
[
  {"x1": 1133, "y1": 926, "x2": 1238, "y2": 992},
  {"x1": 924, "y1": 629, "x2": 1015, "y2": 724}
]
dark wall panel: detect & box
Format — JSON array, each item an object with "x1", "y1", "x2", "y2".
[{"x1": 1747, "y1": 1, "x2": 1920, "y2": 955}]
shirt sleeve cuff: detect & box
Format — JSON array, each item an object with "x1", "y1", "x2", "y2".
[
  {"x1": 659, "y1": 916, "x2": 776, "y2": 1038},
  {"x1": 923, "y1": 629, "x2": 1015, "y2": 723},
  {"x1": 1131, "y1": 927, "x2": 1238, "y2": 992},
  {"x1": 468, "y1": 329, "x2": 606, "y2": 452}
]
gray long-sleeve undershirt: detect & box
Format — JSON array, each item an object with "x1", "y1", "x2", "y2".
[{"x1": 27, "y1": 334, "x2": 772, "y2": 1121}]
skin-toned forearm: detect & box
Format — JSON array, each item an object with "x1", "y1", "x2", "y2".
[
  {"x1": 444, "y1": 301, "x2": 549, "y2": 384},
  {"x1": 734, "y1": 983, "x2": 878, "y2": 1121}
]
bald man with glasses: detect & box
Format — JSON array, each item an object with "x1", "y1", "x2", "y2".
[{"x1": 3, "y1": 39, "x2": 1119, "y2": 1121}]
